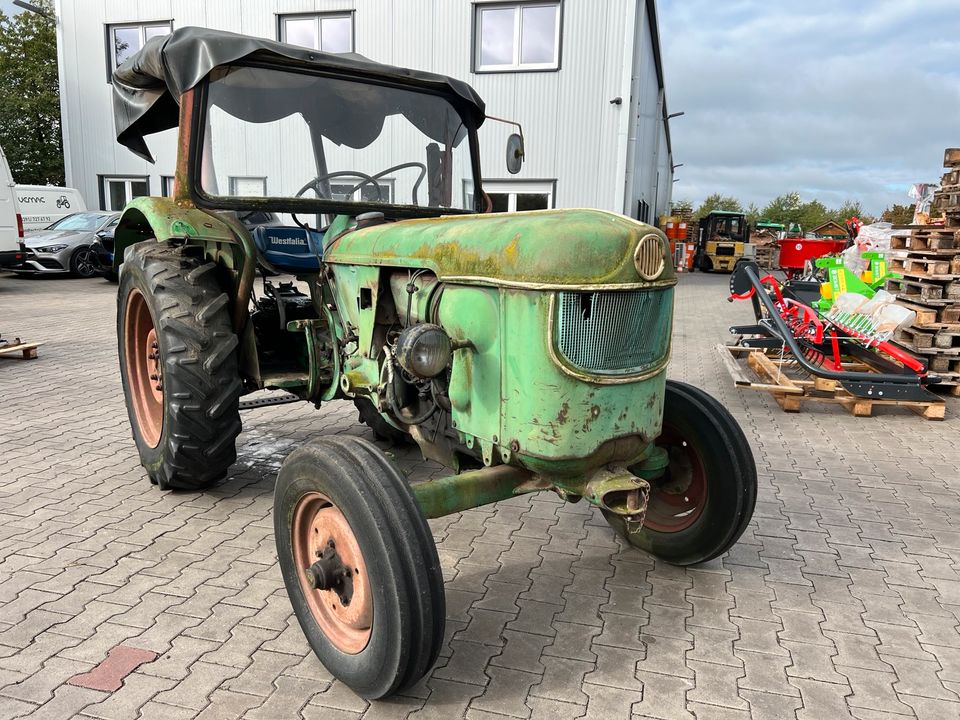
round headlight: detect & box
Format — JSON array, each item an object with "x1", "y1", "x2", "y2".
[
  {"x1": 395, "y1": 324, "x2": 452, "y2": 378},
  {"x1": 634, "y1": 234, "x2": 665, "y2": 280}
]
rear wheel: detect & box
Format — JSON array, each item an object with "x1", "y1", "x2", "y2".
[
  {"x1": 275, "y1": 436, "x2": 444, "y2": 699},
  {"x1": 604, "y1": 380, "x2": 756, "y2": 565},
  {"x1": 117, "y1": 242, "x2": 242, "y2": 490},
  {"x1": 354, "y1": 397, "x2": 412, "y2": 445}
]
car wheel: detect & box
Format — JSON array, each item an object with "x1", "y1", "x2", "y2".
[{"x1": 70, "y1": 246, "x2": 98, "y2": 278}]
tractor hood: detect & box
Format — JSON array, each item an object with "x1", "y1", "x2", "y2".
[{"x1": 326, "y1": 209, "x2": 675, "y2": 288}]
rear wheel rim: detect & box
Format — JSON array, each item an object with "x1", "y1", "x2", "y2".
[
  {"x1": 643, "y1": 424, "x2": 707, "y2": 532},
  {"x1": 124, "y1": 289, "x2": 163, "y2": 448},
  {"x1": 292, "y1": 492, "x2": 372, "y2": 654}
]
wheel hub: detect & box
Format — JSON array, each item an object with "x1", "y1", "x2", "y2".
[
  {"x1": 292, "y1": 493, "x2": 372, "y2": 654},
  {"x1": 123, "y1": 288, "x2": 163, "y2": 448}
]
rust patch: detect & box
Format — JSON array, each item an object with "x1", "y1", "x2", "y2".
[
  {"x1": 68, "y1": 645, "x2": 158, "y2": 692},
  {"x1": 556, "y1": 401, "x2": 570, "y2": 424}
]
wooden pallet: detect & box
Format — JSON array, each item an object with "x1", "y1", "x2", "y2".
[
  {"x1": 894, "y1": 326, "x2": 960, "y2": 350},
  {"x1": 719, "y1": 344, "x2": 946, "y2": 420},
  {"x1": 886, "y1": 277, "x2": 960, "y2": 303},
  {"x1": 891, "y1": 227, "x2": 958, "y2": 251},
  {"x1": 896, "y1": 299, "x2": 960, "y2": 328},
  {"x1": 889, "y1": 255, "x2": 960, "y2": 278},
  {"x1": 0, "y1": 340, "x2": 42, "y2": 360},
  {"x1": 946, "y1": 148, "x2": 960, "y2": 167}
]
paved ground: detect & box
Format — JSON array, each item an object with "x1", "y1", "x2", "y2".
[{"x1": 1, "y1": 270, "x2": 959, "y2": 720}]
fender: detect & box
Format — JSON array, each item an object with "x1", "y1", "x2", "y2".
[{"x1": 113, "y1": 196, "x2": 256, "y2": 335}]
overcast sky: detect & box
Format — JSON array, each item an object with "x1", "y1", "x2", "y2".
[{"x1": 659, "y1": 0, "x2": 960, "y2": 214}]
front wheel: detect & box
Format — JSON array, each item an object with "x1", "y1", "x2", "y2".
[
  {"x1": 275, "y1": 435, "x2": 444, "y2": 699},
  {"x1": 70, "y1": 246, "x2": 98, "y2": 278},
  {"x1": 604, "y1": 380, "x2": 757, "y2": 565}
]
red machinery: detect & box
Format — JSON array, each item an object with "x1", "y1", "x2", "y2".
[
  {"x1": 728, "y1": 261, "x2": 939, "y2": 402},
  {"x1": 776, "y1": 237, "x2": 847, "y2": 279}
]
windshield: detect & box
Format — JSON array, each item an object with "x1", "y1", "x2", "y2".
[
  {"x1": 199, "y1": 65, "x2": 478, "y2": 214},
  {"x1": 48, "y1": 213, "x2": 111, "y2": 231}
]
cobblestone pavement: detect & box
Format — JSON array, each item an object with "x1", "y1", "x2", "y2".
[{"x1": 1, "y1": 271, "x2": 959, "y2": 720}]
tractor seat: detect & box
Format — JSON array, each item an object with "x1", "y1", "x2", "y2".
[{"x1": 252, "y1": 226, "x2": 324, "y2": 273}]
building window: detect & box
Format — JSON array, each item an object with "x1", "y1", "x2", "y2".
[
  {"x1": 279, "y1": 13, "x2": 354, "y2": 53},
  {"x1": 161, "y1": 176, "x2": 175, "y2": 198},
  {"x1": 474, "y1": 2, "x2": 560, "y2": 72},
  {"x1": 330, "y1": 178, "x2": 393, "y2": 203},
  {"x1": 483, "y1": 180, "x2": 555, "y2": 212},
  {"x1": 229, "y1": 177, "x2": 267, "y2": 197},
  {"x1": 100, "y1": 176, "x2": 149, "y2": 211},
  {"x1": 106, "y1": 22, "x2": 172, "y2": 78}
]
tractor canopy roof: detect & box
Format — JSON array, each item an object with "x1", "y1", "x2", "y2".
[{"x1": 112, "y1": 26, "x2": 486, "y2": 162}]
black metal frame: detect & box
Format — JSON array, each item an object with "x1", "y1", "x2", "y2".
[{"x1": 731, "y1": 262, "x2": 939, "y2": 402}]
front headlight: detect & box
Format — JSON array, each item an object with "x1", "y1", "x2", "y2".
[{"x1": 37, "y1": 244, "x2": 68, "y2": 253}]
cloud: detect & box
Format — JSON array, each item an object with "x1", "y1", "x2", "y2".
[{"x1": 659, "y1": 0, "x2": 960, "y2": 213}]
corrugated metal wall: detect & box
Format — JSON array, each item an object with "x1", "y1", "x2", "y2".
[{"x1": 55, "y1": 0, "x2": 670, "y2": 216}]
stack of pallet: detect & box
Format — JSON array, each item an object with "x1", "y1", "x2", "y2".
[{"x1": 886, "y1": 148, "x2": 960, "y2": 395}]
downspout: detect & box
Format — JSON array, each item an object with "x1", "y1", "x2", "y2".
[{"x1": 617, "y1": 0, "x2": 640, "y2": 216}]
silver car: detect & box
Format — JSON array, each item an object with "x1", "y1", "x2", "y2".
[{"x1": 14, "y1": 211, "x2": 119, "y2": 277}]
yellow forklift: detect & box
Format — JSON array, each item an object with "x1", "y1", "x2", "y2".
[{"x1": 695, "y1": 210, "x2": 751, "y2": 272}]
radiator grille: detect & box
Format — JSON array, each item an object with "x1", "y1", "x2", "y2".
[{"x1": 555, "y1": 288, "x2": 673, "y2": 375}]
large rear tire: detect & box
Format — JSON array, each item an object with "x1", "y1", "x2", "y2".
[
  {"x1": 275, "y1": 435, "x2": 444, "y2": 699},
  {"x1": 353, "y1": 397, "x2": 413, "y2": 445},
  {"x1": 604, "y1": 380, "x2": 756, "y2": 565},
  {"x1": 117, "y1": 242, "x2": 242, "y2": 490}
]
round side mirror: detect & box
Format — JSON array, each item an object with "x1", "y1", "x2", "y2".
[{"x1": 506, "y1": 133, "x2": 524, "y2": 175}]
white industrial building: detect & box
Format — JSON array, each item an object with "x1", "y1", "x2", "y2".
[{"x1": 53, "y1": 0, "x2": 675, "y2": 222}]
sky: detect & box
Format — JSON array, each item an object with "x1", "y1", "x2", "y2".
[{"x1": 658, "y1": 0, "x2": 960, "y2": 214}]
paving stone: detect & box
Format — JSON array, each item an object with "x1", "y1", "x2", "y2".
[{"x1": 686, "y1": 660, "x2": 748, "y2": 710}]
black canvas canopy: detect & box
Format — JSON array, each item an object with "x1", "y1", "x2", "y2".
[{"x1": 113, "y1": 26, "x2": 486, "y2": 162}]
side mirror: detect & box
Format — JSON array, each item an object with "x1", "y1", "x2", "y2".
[
  {"x1": 506, "y1": 133, "x2": 524, "y2": 174},
  {"x1": 95, "y1": 231, "x2": 107, "y2": 239}
]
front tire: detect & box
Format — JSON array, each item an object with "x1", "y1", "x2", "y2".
[
  {"x1": 117, "y1": 242, "x2": 242, "y2": 490},
  {"x1": 604, "y1": 380, "x2": 757, "y2": 565},
  {"x1": 275, "y1": 436, "x2": 444, "y2": 699},
  {"x1": 70, "y1": 246, "x2": 98, "y2": 278}
]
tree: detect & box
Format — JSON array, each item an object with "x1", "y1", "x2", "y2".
[
  {"x1": 0, "y1": 1, "x2": 63, "y2": 185},
  {"x1": 696, "y1": 193, "x2": 743, "y2": 218},
  {"x1": 880, "y1": 204, "x2": 914, "y2": 226},
  {"x1": 745, "y1": 202, "x2": 761, "y2": 226},
  {"x1": 671, "y1": 199, "x2": 694, "y2": 216}
]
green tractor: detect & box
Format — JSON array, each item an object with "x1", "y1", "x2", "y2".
[{"x1": 111, "y1": 28, "x2": 756, "y2": 699}]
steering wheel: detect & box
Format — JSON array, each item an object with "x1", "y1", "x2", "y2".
[
  {"x1": 297, "y1": 170, "x2": 384, "y2": 203},
  {"x1": 296, "y1": 163, "x2": 429, "y2": 206}
]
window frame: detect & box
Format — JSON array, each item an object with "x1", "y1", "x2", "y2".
[
  {"x1": 476, "y1": 179, "x2": 557, "y2": 212},
  {"x1": 228, "y1": 176, "x2": 268, "y2": 197},
  {"x1": 98, "y1": 175, "x2": 150, "y2": 211},
  {"x1": 472, "y1": 1, "x2": 563, "y2": 74},
  {"x1": 277, "y1": 11, "x2": 356, "y2": 53},
  {"x1": 104, "y1": 21, "x2": 173, "y2": 82},
  {"x1": 160, "y1": 176, "x2": 176, "y2": 198}
]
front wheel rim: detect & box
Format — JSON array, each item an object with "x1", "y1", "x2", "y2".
[
  {"x1": 124, "y1": 288, "x2": 163, "y2": 448},
  {"x1": 643, "y1": 425, "x2": 707, "y2": 532},
  {"x1": 291, "y1": 492, "x2": 372, "y2": 654},
  {"x1": 75, "y1": 249, "x2": 96, "y2": 277}
]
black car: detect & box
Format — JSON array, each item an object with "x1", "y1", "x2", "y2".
[{"x1": 91, "y1": 221, "x2": 118, "y2": 280}]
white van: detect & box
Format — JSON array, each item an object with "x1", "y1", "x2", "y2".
[
  {"x1": 0, "y1": 144, "x2": 24, "y2": 268},
  {"x1": 15, "y1": 184, "x2": 86, "y2": 232}
]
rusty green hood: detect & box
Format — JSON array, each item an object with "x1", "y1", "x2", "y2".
[{"x1": 325, "y1": 208, "x2": 675, "y2": 288}]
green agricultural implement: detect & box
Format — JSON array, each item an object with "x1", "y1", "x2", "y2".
[{"x1": 111, "y1": 28, "x2": 756, "y2": 698}]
